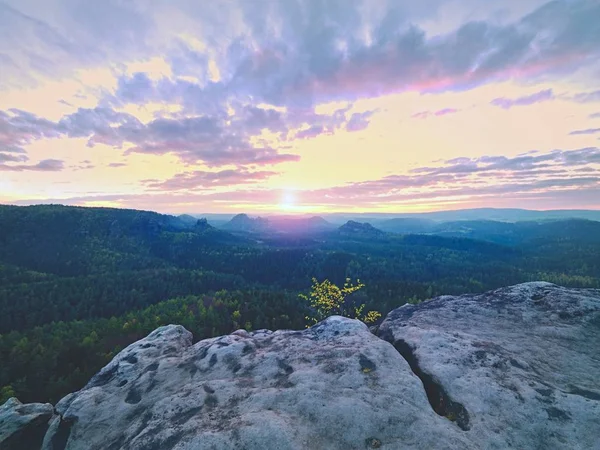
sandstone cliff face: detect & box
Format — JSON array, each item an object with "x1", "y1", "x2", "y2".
[
  {"x1": 2, "y1": 282, "x2": 599, "y2": 450},
  {"x1": 378, "y1": 282, "x2": 600, "y2": 449}
]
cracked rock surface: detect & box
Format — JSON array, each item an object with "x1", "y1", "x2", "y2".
[
  {"x1": 2, "y1": 282, "x2": 599, "y2": 449},
  {"x1": 379, "y1": 282, "x2": 600, "y2": 450},
  {"x1": 0, "y1": 397, "x2": 54, "y2": 450},
  {"x1": 40, "y1": 317, "x2": 473, "y2": 450}
]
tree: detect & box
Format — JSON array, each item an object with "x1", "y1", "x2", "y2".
[
  {"x1": 1, "y1": 385, "x2": 16, "y2": 404},
  {"x1": 300, "y1": 278, "x2": 381, "y2": 326}
]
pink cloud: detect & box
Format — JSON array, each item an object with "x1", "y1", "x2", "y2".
[{"x1": 412, "y1": 108, "x2": 459, "y2": 119}]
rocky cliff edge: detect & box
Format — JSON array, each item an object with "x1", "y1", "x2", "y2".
[{"x1": 1, "y1": 282, "x2": 599, "y2": 450}]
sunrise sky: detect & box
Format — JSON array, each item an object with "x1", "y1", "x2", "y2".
[{"x1": 1, "y1": 0, "x2": 600, "y2": 213}]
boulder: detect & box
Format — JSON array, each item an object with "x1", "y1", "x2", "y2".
[
  {"x1": 378, "y1": 282, "x2": 600, "y2": 450},
  {"x1": 0, "y1": 397, "x2": 54, "y2": 450},
  {"x1": 41, "y1": 318, "x2": 472, "y2": 450},
  {"x1": 5, "y1": 282, "x2": 599, "y2": 449}
]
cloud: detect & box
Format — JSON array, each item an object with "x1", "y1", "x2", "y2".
[
  {"x1": 345, "y1": 111, "x2": 374, "y2": 132},
  {"x1": 0, "y1": 152, "x2": 28, "y2": 163},
  {"x1": 0, "y1": 0, "x2": 153, "y2": 88},
  {"x1": 108, "y1": 162, "x2": 127, "y2": 168},
  {"x1": 294, "y1": 125, "x2": 326, "y2": 140},
  {"x1": 435, "y1": 108, "x2": 458, "y2": 116},
  {"x1": 0, "y1": 109, "x2": 62, "y2": 154},
  {"x1": 411, "y1": 147, "x2": 600, "y2": 175},
  {"x1": 569, "y1": 128, "x2": 600, "y2": 135},
  {"x1": 590, "y1": 112, "x2": 600, "y2": 118},
  {"x1": 2, "y1": 0, "x2": 600, "y2": 170},
  {"x1": 412, "y1": 108, "x2": 459, "y2": 119},
  {"x1": 571, "y1": 90, "x2": 600, "y2": 103},
  {"x1": 0, "y1": 105, "x2": 301, "y2": 167},
  {"x1": 54, "y1": 0, "x2": 600, "y2": 113},
  {"x1": 491, "y1": 89, "x2": 554, "y2": 109},
  {"x1": 145, "y1": 169, "x2": 278, "y2": 191},
  {"x1": 0, "y1": 158, "x2": 64, "y2": 172}
]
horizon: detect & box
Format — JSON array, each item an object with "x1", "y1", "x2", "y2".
[
  {"x1": 3, "y1": 202, "x2": 600, "y2": 220},
  {"x1": 2, "y1": 1, "x2": 600, "y2": 213}
]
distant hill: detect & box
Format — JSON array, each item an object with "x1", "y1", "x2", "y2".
[
  {"x1": 177, "y1": 214, "x2": 199, "y2": 227},
  {"x1": 221, "y1": 214, "x2": 334, "y2": 235},
  {"x1": 396, "y1": 208, "x2": 600, "y2": 222},
  {"x1": 222, "y1": 213, "x2": 270, "y2": 233},
  {"x1": 387, "y1": 218, "x2": 600, "y2": 245},
  {"x1": 338, "y1": 220, "x2": 386, "y2": 239},
  {"x1": 268, "y1": 215, "x2": 335, "y2": 234},
  {"x1": 378, "y1": 218, "x2": 437, "y2": 233},
  {"x1": 0, "y1": 204, "x2": 240, "y2": 276},
  {"x1": 324, "y1": 208, "x2": 600, "y2": 224}
]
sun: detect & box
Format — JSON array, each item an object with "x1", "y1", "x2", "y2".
[{"x1": 279, "y1": 190, "x2": 296, "y2": 211}]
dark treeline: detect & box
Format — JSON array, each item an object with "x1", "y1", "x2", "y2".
[{"x1": 1, "y1": 204, "x2": 599, "y2": 404}]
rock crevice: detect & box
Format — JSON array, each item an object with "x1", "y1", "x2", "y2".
[{"x1": 388, "y1": 338, "x2": 470, "y2": 431}]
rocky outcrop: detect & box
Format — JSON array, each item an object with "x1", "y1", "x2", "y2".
[
  {"x1": 2, "y1": 282, "x2": 599, "y2": 449},
  {"x1": 222, "y1": 213, "x2": 270, "y2": 233},
  {"x1": 39, "y1": 318, "x2": 473, "y2": 450},
  {"x1": 0, "y1": 398, "x2": 54, "y2": 450},
  {"x1": 378, "y1": 282, "x2": 600, "y2": 450}
]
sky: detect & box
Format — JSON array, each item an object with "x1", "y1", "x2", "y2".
[{"x1": 1, "y1": 0, "x2": 600, "y2": 214}]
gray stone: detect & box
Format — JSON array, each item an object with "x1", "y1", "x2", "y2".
[
  {"x1": 41, "y1": 319, "x2": 473, "y2": 450},
  {"x1": 378, "y1": 282, "x2": 600, "y2": 450},
  {"x1": 0, "y1": 397, "x2": 54, "y2": 450},
  {"x1": 6, "y1": 282, "x2": 598, "y2": 449}
]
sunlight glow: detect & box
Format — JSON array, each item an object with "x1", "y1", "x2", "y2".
[{"x1": 279, "y1": 190, "x2": 297, "y2": 211}]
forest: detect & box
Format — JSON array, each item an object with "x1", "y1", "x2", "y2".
[{"x1": 1, "y1": 204, "x2": 599, "y2": 404}]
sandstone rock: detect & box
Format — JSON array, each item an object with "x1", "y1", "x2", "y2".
[
  {"x1": 7, "y1": 282, "x2": 599, "y2": 449},
  {"x1": 378, "y1": 282, "x2": 600, "y2": 450},
  {"x1": 0, "y1": 397, "x2": 54, "y2": 450},
  {"x1": 41, "y1": 318, "x2": 473, "y2": 450}
]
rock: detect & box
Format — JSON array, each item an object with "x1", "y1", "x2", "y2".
[
  {"x1": 41, "y1": 319, "x2": 473, "y2": 450},
  {"x1": 7, "y1": 282, "x2": 599, "y2": 449},
  {"x1": 0, "y1": 397, "x2": 54, "y2": 450},
  {"x1": 378, "y1": 282, "x2": 600, "y2": 450},
  {"x1": 222, "y1": 213, "x2": 270, "y2": 233}
]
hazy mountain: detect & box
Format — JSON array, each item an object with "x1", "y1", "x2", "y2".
[
  {"x1": 0, "y1": 204, "x2": 240, "y2": 276},
  {"x1": 220, "y1": 214, "x2": 334, "y2": 235},
  {"x1": 338, "y1": 220, "x2": 386, "y2": 239},
  {"x1": 177, "y1": 214, "x2": 199, "y2": 227},
  {"x1": 268, "y1": 215, "x2": 335, "y2": 234},
  {"x1": 222, "y1": 213, "x2": 270, "y2": 233},
  {"x1": 419, "y1": 218, "x2": 600, "y2": 245},
  {"x1": 323, "y1": 208, "x2": 600, "y2": 224},
  {"x1": 378, "y1": 218, "x2": 437, "y2": 233}
]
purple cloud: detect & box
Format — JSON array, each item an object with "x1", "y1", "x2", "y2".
[
  {"x1": 434, "y1": 108, "x2": 458, "y2": 116},
  {"x1": 589, "y1": 112, "x2": 600, "y2": 119},
  {"x1": 411, "y1": 148, "x2": 600, "y2": 176},
  {"x1": 571, "y1": 90, "x2": 600, "y2": 104},
  {"x1": 0, "y1": 109, "x2": 61, "y2": 154},
  {"x1": 346, "y1": 111, "x2": 374, "y2": 132},
  {"x1": 411, "y1": 111, "x2": 431, "y2": 119},
  {"x1": 294, "y1": 125, "x2": 327, "y2": 140},
  {"x1": 80, "y1": 0, "x2": 600, "y2": 115},
  {"x1": 0, "y1": 158, "x2": 64, "y2": 172},
  {"x1": 146, "y1": 169, "x2": 278, "y2": 191},
  {"x1": 491, "y1": 89, "x2": 554, "y2": 109},
  {"x1": 0, "y1": 106, "x2": 300, "y2": 168},
  {"x1": 412, "y1": 108, "x2": 459, "y2": 119},
  {"x1": 0, "y1": 152, "x2": 28, "y2": 163},
  {"x1": 569, "y1": 128, "x2": 600, "y2": 135},
  {"x1": 13, "y1": 145, "x2": 600, "y2": 212}
]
